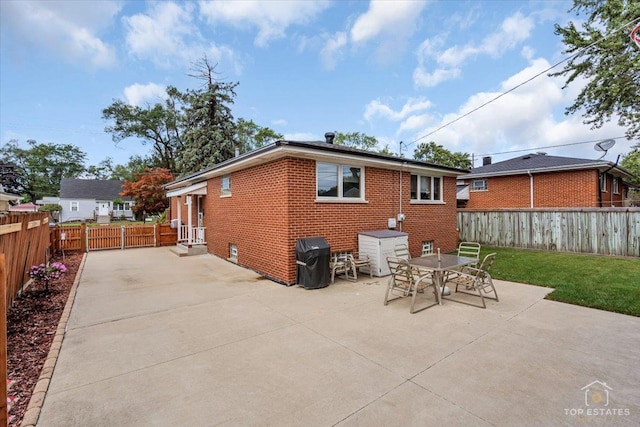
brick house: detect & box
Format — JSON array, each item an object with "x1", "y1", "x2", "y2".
[
  {"x1": 458, "y1": 153, "x2": 635, "y2": 209},
  {"x1": 165, "y1": 138, "x2": 466, "y2": 285}
]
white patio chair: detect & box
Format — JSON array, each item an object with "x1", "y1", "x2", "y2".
[{"x1": 384, "y1": 257, "x2": 437, "y2": 313}]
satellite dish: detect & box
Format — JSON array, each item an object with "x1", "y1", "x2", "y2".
[
  {"x1": 594, "y1": 139, "x2": 615, "y2": 152},
  {"x1": 594, "y1": 139, "x2": 615, "y2": 160}
]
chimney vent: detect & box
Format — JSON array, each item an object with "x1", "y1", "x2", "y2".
[
  {"x1": 324, "y1": 132, "x2": 335, "y2": 144},
  {"x1": 482, "y1": 156, "x2": 492, "y2": 166}
]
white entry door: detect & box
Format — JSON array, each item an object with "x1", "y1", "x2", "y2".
[{"x1": 98, "y1": 202, "x2": 109, "y2": 216}]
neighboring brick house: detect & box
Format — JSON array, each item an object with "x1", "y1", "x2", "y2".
[
  {"x1": 165, "y1": 138, "x2": 466, "y2": 285},
  {"x1": 458, "y1": 153, "x2": 635, "y2": 209},
  {"x1": 57, "y1": 178, "x2": 135, "y2": 223}
]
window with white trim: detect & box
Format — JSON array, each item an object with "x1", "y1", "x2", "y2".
[
  {"x1": 221, "y1": 175, "x2": 231, "y2": 196},
  {"x1": 471, "y1": 179, "x2": 488, "y2": 191},
  {"x1": 317, "y1": 163, "x2": 362, "y2": 199},
  {"x1": 70, "y1": 201, "x2": 79, "y2": 212},
  {"x1": 410, "y1": 174, "x2": 442, "y2": 201},
  {"x1": 599, "y1": 174, "x2": 607, "y2": 192},
  {"x1": 612, "y1": 177, "x2": 619, "y2": 194},
  {"x1": 421, "y1": 241, "x2": 434, "y2": 255}
]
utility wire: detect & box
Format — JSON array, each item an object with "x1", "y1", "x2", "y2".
[
  {"x1": 407, "y1": 14, "x2": 640, "y2": 148},
  {"x1": 475, "y1": 135, "x2": 628, "y2": 158}
]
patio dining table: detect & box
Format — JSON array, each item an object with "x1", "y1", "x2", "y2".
[{"x1": 409, "y1": 254, "x2": 478, "y2": 310}]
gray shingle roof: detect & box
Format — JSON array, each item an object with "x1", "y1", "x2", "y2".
[
  {"x1": 460, "y1": 153, "x2": 633, "y2": 179},
  {"x1": 59, "y1": 179, "x2": 133, "y2": 200}
]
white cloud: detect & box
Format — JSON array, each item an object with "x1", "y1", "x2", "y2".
[
  {"x1": 364, "y1": 97, "x2": 432, "y2": 122},
  {"x1": 198, "y1": 0, "x2": 330, "y2": 47},
  {"x1": 413, "y1": 67, "x2": 461, "y2": 88},
  {"x1": 123, "y1": 2, "x2": 240, "y2": 72},
  {"x1": 402, "y1": 58, "x2": 630, "y2": 164},
  {"x1": 0, "y1": 0, "x2": 119, "y2": 68},
  {"x1": 414, "y1": 12, "x2": 535, "y2": 88},
  {"x1": 320, "y1": 32, "x2": 347, "y2": 70},
  {"x1": 350, "y1": 0, "x2": 427, "y2": 44},
  {"x1": 272, "y1": 119, "x2": 288, "y2": 127},
  {"x1": 124, "y1": 83, "x2": 167, "y2": 107}
]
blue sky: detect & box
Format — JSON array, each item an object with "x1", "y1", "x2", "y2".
[{"x1": 1, "y1": 0, "x2": 636, "y2": 170}]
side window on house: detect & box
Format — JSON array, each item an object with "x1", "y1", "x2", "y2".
[
  {"x1": 471, "y1": 179, "x2": 487, "y2": 191},
  {"x1": 124, "y1": 202, "x2": 131, "y2": 210},
  {"x1": 221, "y1": 175, "x2": 231, "y2": 196},
  {"x1": 410, "y1": 174, "x2": 443, "y2": 202},
  {"x1": 599, "y1": 174, "x2": 607, "y2": 192},
  {"x1": 317, "y1": 163, "x2": 362, "y2": 199},
  {"x1": 70, "y1": 201, "x2": 79, "y2": 212},
  {"x1": 612, "y1": 177, "x2": 619, "y2": 194}
]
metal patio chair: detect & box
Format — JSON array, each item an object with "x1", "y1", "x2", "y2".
[
  {"x1": 330, "y1": 251, "x2": 353, "y2": 283},
  {"x1": 347, "y1": 252, "x2": 372, "y2": 281},
  {"x1": 443, "y1": 253, "x2": 499, "y2": 308},
  {"x1": 384, "y1": 257, "x2": 437, "y2": 313}
]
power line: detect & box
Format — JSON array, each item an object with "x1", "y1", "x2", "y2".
[
  {"x1": 475, "y1": 135, "x2": 628, "y2": 158},
  {"x1": 407, "y1": 15, "x2": 640, "y2": 148}
]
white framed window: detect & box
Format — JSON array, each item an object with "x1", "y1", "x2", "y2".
[
  {"x1": 221, "y1": 175, "x2": 231, "y2": 197},
  {"x1": 316, "y1": 163, "x2": 363, "y2": 200},
  {"x1": 411, "y1": 174, "x2": 443, "y2": 202},
  {"x1": 421, "y1": 241, "x2": 434, "y2": 255},
  {"x1": 70, "y1": 201, "x2": 79, "y2": 212},
  {"x1": 229, "y1": 244, "x2": 238, "y2": 259},
  {"x1": 599, "y1": 174, "x2": 607, "y2": 192},
  {"x1": 124, "y1": 202, "x2": 131, "y2": 210},
  {"x1": 471, "y1": 179, "x2": 488, "y2": 191},
  {"x1": 612, "y1": 177, "x2": 619, "y2": 194}
]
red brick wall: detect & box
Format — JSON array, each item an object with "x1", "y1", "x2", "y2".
[
  {"x1": 170, "y1": 158, "x2": 459, "y2": 284},
  {"x1": 466, "y1": 170, "x2": 609, "y2": 208}
]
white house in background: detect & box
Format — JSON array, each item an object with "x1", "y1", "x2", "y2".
[
  {"x1": 0, "y1": 184, "x2": 21, "y2": 212},
  {"x1": 57, "y1": 178, "x2": 135, "y2": 223}
]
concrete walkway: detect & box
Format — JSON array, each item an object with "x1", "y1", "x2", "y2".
[{"x1": 38, "y1": 248, "x2": 640, "y2": 426}]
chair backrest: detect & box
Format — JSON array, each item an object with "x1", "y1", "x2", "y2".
[
  {"x1": 394, "y1": 244, "x2": 411, "y2": 260},
  {"x1": 457, "y1": 242, "x2": 481, "y2": 260},
  {"x1": 477, "y1": 253, "x2": 497, "y2": 278},
  {"x1": 386, "y1": 256, "x2": 414, "y2": 288}
]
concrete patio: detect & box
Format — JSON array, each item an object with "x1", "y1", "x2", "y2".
[{"x1": 37, "y1": 247, "x2": 639, "y2": 426}]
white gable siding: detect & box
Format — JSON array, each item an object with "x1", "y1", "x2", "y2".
[{"x1": 59, "y1": 198, "x2": 97, "y2": 223}]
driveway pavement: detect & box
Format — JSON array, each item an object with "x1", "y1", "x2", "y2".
[{"x1": 37, "y1": 247, "x2": 640, "y2": 426}]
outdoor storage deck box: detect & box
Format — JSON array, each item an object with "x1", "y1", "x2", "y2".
[
  {"x1": 358, "y1": 230, "x2": 408, "y2": 277},
  {"x1": 295, "y1": 237, "x2": 331, "y2": 289}
]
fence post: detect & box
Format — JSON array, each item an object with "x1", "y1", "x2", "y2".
[
  {"x1": 154, "y1": 223, "x2": 158, "y2": 247},
  {"x1": 80, "y1": 223, "x2": 87, "y2": 253},
  {"x1": 121, "y1": 226, "x2": 125, "y2": 250},
  {"x1": 1, "y1": 254, "x2": 8, "y2": 427}
]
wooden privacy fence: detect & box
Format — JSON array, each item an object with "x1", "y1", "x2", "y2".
[
  {"x1": 50, "y1": 223, "x2": 177, "y2": 253},
  {"x1": 457, "y1": 208, "x2": 640, "y2": 257},
  {"x1": 0, "y1": 212, "x2": 51, "y2": 307}
]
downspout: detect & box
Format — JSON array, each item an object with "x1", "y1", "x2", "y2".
[
  {"x1": 399, "y1": 164, "x2": 404, "y2": 232},
  {"x1": 527, "y1": 170, "x2": 534, "y2": 208},
  {"x1": 598, "y1": 154, "x2": 620, "y2": 207}
]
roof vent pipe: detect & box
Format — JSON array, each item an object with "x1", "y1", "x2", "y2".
[
  {"x1": 325, "y1": 132, "x2": 335, "y2": 144},
  {"x1": 482, "y1": 156, "x2": 491, "y2": 166}
]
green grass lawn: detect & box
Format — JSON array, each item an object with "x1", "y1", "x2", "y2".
[{"x1": 478, "y1": 247, "x2": 640, "y2": 317}]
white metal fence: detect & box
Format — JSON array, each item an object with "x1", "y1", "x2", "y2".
[{"x1": 457, "y1": 208, "x2": 640, "y2": 257}]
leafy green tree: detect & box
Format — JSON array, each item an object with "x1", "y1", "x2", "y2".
[
  {"x1": 235, "y1": 118, "x2": 282, "y2": 154},
  {"x1": 413, "y1": 141, "x2": 471, "y2": 169},
  {"x1": 551, "y1": 0, "x2": 640, "y2": 139},
  {"x1": 621, "y1": 143, "x2": 640, "y2": 202},
  {"x1": 111, "y1": 155, "x2": 159, "y2": 181},
  {"x1": 84, "y1": 158, "x2": 115, "y2": 180},
  {"x1": 621, "y1": 143, "x2": 640, "y2": 185},
  {"x1": 102, "y1": 86, "x2": 186, "y2": 172},
  {"x1": 0, "y1": 139, "x2": 86, "y2": 202},
  {"x1": 176, "y1": 57, "x2": 239, "y2": 174},
  {"x1": 334, "y1": 132, "x2": 379, "y2": 151}
]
